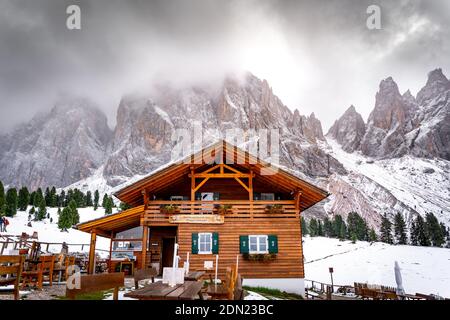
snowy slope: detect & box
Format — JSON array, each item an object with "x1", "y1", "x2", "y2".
[
  {"x1": 0, "y1": 206, "x2": 115, "y2": 256},
  {"x1": 324, "y1": 138, "x2": 450, "y2": 227},
  {"x1": 304, "y1": 236, "x2": 450, "y2": 298}
]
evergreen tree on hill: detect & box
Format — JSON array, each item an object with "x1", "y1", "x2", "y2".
[
  {"x1": 369, "y1": 228, "x2": 377, "y2": 242},
  {"x1": 58, "y1": 207, "x2": 72, "y2": 231},
  {"x1": 414, "y1": 215, "x2": 430, "y2": 247},
  {"x1": 44, "y1": 187, "x2": 51, "y2": 206},
  {"x1": 301, "y1": 216, "x2": 308, "y2": 235},
  {"x1": 317, "y1": 220, "x2": 324, "y2": 236},
  {"x1": 68, "y1": 200, "x2": 80, "y2": 225},
  {"x1": 33, "y1": 188, "x2": 44, "y2": 208},
  {"x1": 102, "y1": 194, "x2": 108, "y2": 208},
  {"x1": 50, "y1": 187, "x2": 57, "y2": 207},
  {"x1": 393, "y1": 212, "x2": 407, "y2": 244},
  {"x1": 309, "y1": 218, "x2": 319, "y2": 236},
  {"x1": 425, "y1": 212, "x2": 445, "y2": 247},
  {"x1": 18, "y1": 186, "x2": 30, "y2": 211},
  {"x1": 37, "y1": 198, "x2": 47, "y2": 221},
  {"x1": 5, "y1": 188, "x2": 18, "y2": 217},
  {"x1": 85, "y1": 191, "x2": 93, "y2": 207},
  {"x1": 0, "y1": 181, "x2": 5, "y2": 211},
  {"x1": 323, "y1": 217, "x2": 333, "y2": 237},
  {"x1": 380, "y1": 213, "x2": 393, "y2": 244},
  {"x1": 104, "y1": 197, "x2": 113, "y2": 215},
  {"x1": 94, "y1": 190, "x2": 99, "y2": 211},
  {"x1": 346, "y1": 212, "x2": 368, "y2": 241}
]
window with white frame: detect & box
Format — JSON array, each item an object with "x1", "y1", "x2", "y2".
[
  {"x1": 198, "y1": 233, "x2": 213, "y2": 254},
  {"x1": 249, "y1": 235, "x2": 268, "y2": 254}
]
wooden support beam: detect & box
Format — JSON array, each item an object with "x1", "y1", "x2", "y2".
[
  {"x1": 141, "y1": 225, "x2": 148, "y2": 269},
  {"x1": 234, "y1": 177, "x2": 250, "y2": 192},
  {"x1": 191, "y1": 169, "x2": 195, "y2": 214},
  {"x1": 142, "y1": 189, "x2": 148, "y2": 211},
  {"x1": 249, "y1": 170, "x2": 254, "y2": 221},
  {"x1": 193, "y1": 177, "x2": 210, "y2": 192},
  {"x1": 88, "y1": 231, "x2": 97, "y2": 274},
  {"x1": 109, "y1": 231, "x2": 114, "y2": 273},
  {"x1": 190, "y1": 173, "x2": 251, "y2": 178}
]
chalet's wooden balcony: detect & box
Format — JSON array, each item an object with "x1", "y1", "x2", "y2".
[{"x1": 143, "y1": 200, "x2": 299, "y2": 224}]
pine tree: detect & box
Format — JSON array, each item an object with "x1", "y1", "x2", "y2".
[
  {"x1": 425, "y1": 213, "x2": 445, "y2": 247},
  {"x1": 37, "y1": 198, "x2": 47, "y2": 221},
  {"x1": 94, "y1": 190, "x2": 99, "y2": 211},
  {"x1": 317, "y1": 220, "x2": 324, "y2": 236},
  {"x1": 369, "y1": 228, "x2": 377, "y2": 242},
  {"x1": 301, "y1": 216, "x2": 308, "y2": 235},
  {"x1": 29, "y1": 191, "x2": 36, "y2": 206},
  {"x1": 119, "y1": 202, "x2": 131, "y2": 212},
  {"x1": 380, "y1": 213, "x2": 393, "y2": 244},
  {"x1": 44, "y1": 187, "x2": 51, "y2": 206},
  {"x1": 104, "y1": 197, "x2": 113, "y2": 215},
  {"x1": 17, "y1": 187, "x2": 30, "y2": 211},
  {"x1": 415, "y1": 215, "x2": 430, "y2": 247},
  {"x1": 0, "y1": 181, "x2": 5, "y2": 212},
  {"x1": 323, "y1": 217, "x2": 333, "y2": 237},
  {"x1": 58, "y1": 207, "x2": 72, "y2": 231},
  {"x1": 109, "y1": 196, "x2": 115, "y2": 208},
  {"x1": 410, "y1": 221, "x2": 418, "y2": 246},
  {"x1": 50, "y1": 187, "x2": 57, "y2": 207},
  {"x1": 446, "y1": 227, "x2": 450, "y2": 249},
  {"x1": 59, "y1": 190, "x2": 66, "y2": 207},
  {"x1": 68, "y1": 200, "x2": 80, "y2": 225},
  {"x1": 102, "y1": 194, "x2": 108, "y2": 208},
  {"x1": 393, "y1": 212, "x2": 407, "y2": 244},
  {"x1": 339, "y1": 222, "x2": 347, "y2": 241},
  {"x1": 85, "y1": 191, "x2": 93, "y2": 207},
  {"x1": 5, "y1": 188, "x2": 18, "y2": 217},
  {"x1": 351, "y1": 233, "x2": 357, "y2": 244},
  {"x1": 309, "y1": 218, "x2": 319, "y2": 236},
  {"x1": 347, "y1": 212, "x2": 368, "y2": 241},
  {"x1": 34, "y1": 188, "x2": 44, "y2": 208}
]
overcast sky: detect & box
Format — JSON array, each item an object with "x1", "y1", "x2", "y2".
[{"x1": 0, "y1": 0, "x2": 449, "y2": 133}]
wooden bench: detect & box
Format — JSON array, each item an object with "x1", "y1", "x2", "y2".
[
  {"x1": 0, "y1": 255, "x2": 24, "y2": 300},
  {"x1": 66, "y1": 272, "x2": 125, "y2": 300},
  {"x1": 22, "y1": 255, "x2": 55, "y2": 289},
  {"x1": 134, "y1": 267, "x2": 158, "y2": 289}
]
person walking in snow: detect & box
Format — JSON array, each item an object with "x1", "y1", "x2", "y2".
[{"x1": 3, "y1": 217, "x2": 9, "y2": 232}]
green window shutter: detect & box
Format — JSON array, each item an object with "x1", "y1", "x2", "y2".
[
  {"x1": 195, "y1": 192, "x2": 201, "y2": 200},
  {"x1": 213, "y1": 192, "x2": 220, "y2": 200},
  {"x1": 239, "y1": 235, "x2": 249, "y2": 253},
  {"x1": 192, "y1": 233, "x2": 199, "y2": 254},
  {"x1": 268, "y1": 235, "x2": 278, "y2": 253},
  {"x1": 212, "y1": 232, "x2": 219, "y2": 254}
]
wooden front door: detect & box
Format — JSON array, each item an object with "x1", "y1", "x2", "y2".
[{"x1": 162, "y1": 237, "x2": 175, "y2": 268}]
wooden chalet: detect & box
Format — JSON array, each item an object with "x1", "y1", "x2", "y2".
[{"x1": 76, "y1": 140, "x2": 329, "y2": 295}]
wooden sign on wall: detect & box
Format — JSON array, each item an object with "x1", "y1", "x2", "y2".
[{"x1": 169, "y1": 214, "x2": 225, "y2": 224}]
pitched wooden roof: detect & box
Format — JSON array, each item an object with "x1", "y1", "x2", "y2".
[{"x1": 114, "y1": 140, "x2": 329, "y2": 211}]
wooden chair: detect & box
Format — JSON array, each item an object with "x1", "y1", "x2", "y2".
[
  {"x1": 0, "y1": 255, "x2": 24, "y2": 300},
  {"x1": 134, "y1": 267, "x2": 158, "y2": 289},
  {"x1": 22, "y1": 255, "x2": 55, "y2": 289},
  {"x1": 233, "y1": 274, "x2": 244, "y2": 300},
  {"x1": 53, "y1": 255, "x2": 76, "y2": 282},
  {"x1": 66, "y1": 272, "x2": 125, "y2": 300},
  {"x1": 207, "y1": 266, "x2": 237, "y2": 300}
]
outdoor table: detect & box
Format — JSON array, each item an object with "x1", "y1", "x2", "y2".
[
  {"x1": 206, "y1": 283, "x2": 229, "y2": 300},
  {"x1": 398, "y1": 293, "x2": 425, "y2": 300},
  {"x1": 124, "y1": 281, "x2": 204, "y2": 300},
  {"x1": 184, "y1": 271, "x2": 205, "y2": 281}
]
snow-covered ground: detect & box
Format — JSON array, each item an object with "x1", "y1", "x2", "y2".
[
  {"x1": 0, "y1": 206, "x2": 115, "y2": 256},
  {"x1": 3, "y1": 208, "x2": 450, "y2": 298},
  {"x1": 304, "y1": 236, "x2": 450, "y2": 298},
  {"x1": 325, "y1": 138, "x2": 450, "y2": 226}
]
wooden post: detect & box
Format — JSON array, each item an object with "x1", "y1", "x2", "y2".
[
  {"x1": 191, "y1": 168, "x2": 195, "y2": 214},
  {"x1": 249, "y1": 170, "x2": 254, "y2": 220},
  {"x1": 295, "y1": 191, "x2": 301, "y2": 219},
  {"x1": 109, "y1": 231, "x2": 114, "y2": 273},
  {"x1": 142, "y1": 189, "x2": 148, "y2": 211},
  {"x1": 141, "y1": 225, "x2": 148, "y2": 269},
  {"x1": 88, "y1": 231, "x2": 97, "y2": 274}
]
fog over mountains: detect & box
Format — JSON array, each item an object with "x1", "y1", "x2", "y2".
[{"x1": 1, "y1": 69, "x2": 449, "y2": 229}]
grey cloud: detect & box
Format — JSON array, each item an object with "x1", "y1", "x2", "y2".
[{"x1": 0, "y1": 0, "x2": 449, "y2": 132}]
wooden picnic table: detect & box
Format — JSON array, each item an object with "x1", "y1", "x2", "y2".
[
  {"x1": 124, "y1": 281, "x2": 204, "y2": 300},
  {"x1": 184, "y1": 271, "x2": 205, "y2": 281}
]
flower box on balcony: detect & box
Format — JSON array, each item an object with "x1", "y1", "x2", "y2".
[
  {"x1": 264, "y1": 204, "x2": 284, "y2": 214},
  {"x1": 242, "y1": 253, "x2": 277, "y2": 262},
  {"x1": 213, "y1": 204, "x2": 233, "y2": 215},
  {"x1": 160, "y1": 204, "x2": 180, "y2": 214}
]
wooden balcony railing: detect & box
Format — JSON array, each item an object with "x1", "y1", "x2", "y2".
[{"x1": 143, "y1": 200, "x2": 298, "y2": 223}]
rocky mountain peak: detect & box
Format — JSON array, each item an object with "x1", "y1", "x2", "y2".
[
  {"x1": 327, "y1": 105, "x2": 366, "y2": 152},
  {"x1": 416, "y1": 68, "x2": 450, "y2": 105}
]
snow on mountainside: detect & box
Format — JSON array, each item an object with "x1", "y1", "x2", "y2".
[
  {"x1": 304, "y1": 236, "x2": 450, "y2": 298},
  {"x1": 324, "y1": 138, "x2": 450, "y2": 227}
]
